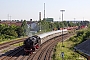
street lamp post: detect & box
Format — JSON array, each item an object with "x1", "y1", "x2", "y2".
[
  {"x1": 60, "y1": 10, "x2": 65, "y2": 47},
  {"x1": 60, "y1": 10, "x2": 65, "y2": 60}
]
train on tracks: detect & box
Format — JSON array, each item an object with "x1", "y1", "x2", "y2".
[{"x1": 23, "y1": 29, "x2": 68, "y2": 54}]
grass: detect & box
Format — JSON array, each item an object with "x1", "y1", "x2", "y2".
[
  {"x1": 13, "y1": 42, "x2": 23, "y2": 47},
  {"x1": 2, "y1": 49, "x2": 8, "y2": 53},
  {"x1": 0, "y1": 36, "x2": 27, "y2": 44},
  {"x1": 52, "y1": 37, "x2": 87, "y2": 60}
]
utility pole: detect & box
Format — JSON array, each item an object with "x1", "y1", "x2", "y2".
[
  {"x1": 10, "y1": 16, "x2": 11, "y2": 21},
  {"x1": 83, "y1": 17, "x2": 84, "y2": 21},
  {"x1": 74, "y1": 18, "x2": 75, "y2": 22},
  {"x1": 7, "y1": 14, "x2": 12, "y2": 21},
  {"x1": 60, "y1": 10, "x2": 65, "y2": 60},
  {"x1": 59, "y1": 17, "x2": 61, "y2": 28},
  {"x1": 8, "y1": 14, "x2": 9, "y2": 20},
  {"x1": 74, "y1": 18, "x2": 76, "y2": 25}
]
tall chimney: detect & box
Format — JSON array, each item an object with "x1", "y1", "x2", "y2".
[
  {"x1": 39, "y1": 12, "x2": 41, "y2": 21},
  {"x1": 44, "y1": 3, "x2": 45, "y2": 20}
]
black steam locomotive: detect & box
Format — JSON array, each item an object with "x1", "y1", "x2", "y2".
[{"x1": 24, "y1": 35, "x2": 41, "y2": 54}]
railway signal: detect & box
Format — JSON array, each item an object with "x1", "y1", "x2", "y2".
[{"x1": 61, "y1": 52, "x2": 64, "y2": 60}]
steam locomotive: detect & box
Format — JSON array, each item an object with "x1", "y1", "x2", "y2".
[
  {"x1": 24, "y1": 35, "x2": 41, "y2": 54},
  {"x1": 23, "y1": 29, "x2": 68, "y2": 54}
]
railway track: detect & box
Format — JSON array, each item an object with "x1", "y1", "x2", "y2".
[
  {"x1": 29, "y1": 34, "x2": 70, "y2": 60},
  {"x1": 0, "y1": 33, "x2": 72, "y2": 60},
  {"x1": 0, "y1": 37, "x2": 28, "y2": 50}
]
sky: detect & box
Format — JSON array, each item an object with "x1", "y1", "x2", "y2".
[{"x1": 0, "y1": 0, "x2": 90, "y2": 21}]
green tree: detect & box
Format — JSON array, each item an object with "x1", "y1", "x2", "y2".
[
  {"x1": 63, "y1": 21, "x2": 68, "y2": 27},
  {"x1": 21, "y1": 20, "x2": 28, "y2": 35},
  {"x1": 59, "y1": 22, "x2": 63, "y2": 28},
  {"x1": 15, "y1": 27, "x2": 24, "y2": 37},
  {"x1": 1, "y1": 27, "x2": 18, "y2": 38}
]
